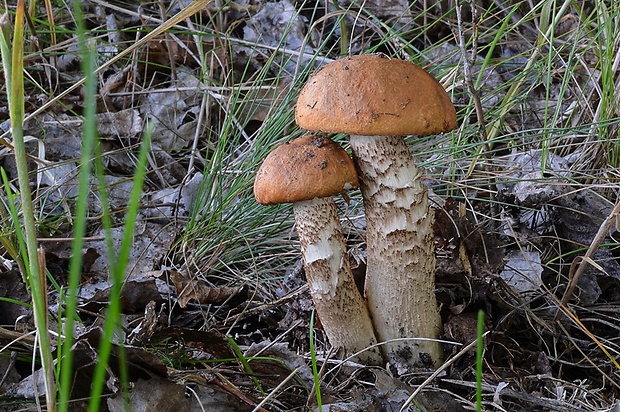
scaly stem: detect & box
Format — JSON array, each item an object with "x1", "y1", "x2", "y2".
[
  {"x1": 294, "y1": 197, "x2": 382, "y2": 364},
  {"x1": 350, "y1": 135, "x2": 443, "y2": 368}
]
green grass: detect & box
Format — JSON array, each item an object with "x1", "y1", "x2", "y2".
[
  {"x1": 309, "y1": 311, "x2": 323, "y2": 410},
  {"x1": 0, "y1": 2, "x2": 55, "y2": 410},
  {"x1": 476, "y1": 310, "x2": 485, "y2": 412}
]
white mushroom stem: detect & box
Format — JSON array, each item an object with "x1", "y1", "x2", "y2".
[
  {"x1": 349, "y1": 135, "x2": 443, "y2": 367},
  {"x1": 293, "y1": 197, "x2": 382, "y2": 365}
]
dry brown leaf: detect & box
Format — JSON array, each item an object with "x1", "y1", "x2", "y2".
[{"x1": 169, "y1": 271, "x2": 244, "y2": 308}]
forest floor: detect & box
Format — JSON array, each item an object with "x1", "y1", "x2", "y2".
[{"x1": 1, "y1": 0, "x2": 620, "y2": 411}]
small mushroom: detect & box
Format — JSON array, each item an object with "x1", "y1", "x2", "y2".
[
  {"x1": 254, "y1": 134, "x2": 381, "y2": 364},
  {"x1": 295, "y1": 54, "x2": 457, "y2": 368}
]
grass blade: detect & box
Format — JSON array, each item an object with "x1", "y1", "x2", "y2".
[{"x1": 0, "y1": 1, "x2": 56, "y2": 409}]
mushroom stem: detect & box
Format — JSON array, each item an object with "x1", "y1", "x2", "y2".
[
  {"x1": 349, "y1": 135, "x2": 443, "y2": 367},
  {"x1": 293, "y1": 197, "x2": 382, "y2": 365}
]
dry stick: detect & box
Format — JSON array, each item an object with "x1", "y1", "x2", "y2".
[
  {"x1": 0, "y1": 351, "x2": 17, "y2": 388},
  {"x1": 0, "y1": 327, "x2": 37, "y2": 346},
  {"x1": 440, "y1": 378, "x2": 584, "y2": 411},
  {"x1": 455, "y1": 5, "x2": 499, "y2": 234},
  {"x1": 555, "y1": 199, "x2": 620, "y2": 320},
  {"x1": 399, "y1": 333, "x2": 488, "y2": 412},
  {"x1": 555, "y1": 321, "x2": 620, "y2": 389},
  {"x1": 455, "y1": 5, "x2": 487, "y2": 146},
  {"x1": 251, "y1": 366, "x2": 303, "y2": 412}
]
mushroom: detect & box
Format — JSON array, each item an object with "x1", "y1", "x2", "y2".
[
  {"x1": 295, "y1": 54, "x2": 457, "y2": 368},
  {"x1": 254, "y1": 134, "x2": 381, "y2": 364}
]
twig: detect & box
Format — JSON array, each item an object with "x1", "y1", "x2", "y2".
[
  {"x1": 441, "y1": 377, "x2": 585, "y2": 411},
  {"x1": 399, "y1": 332, "x2": 489, "y2": 412},
  {"x1": 454, "y1": 3, "x2": 498, "y2": 232},
  {"x1": 252, "y1": 367, "x2": 302, "y2": 412},
  {"x1": 555, "y1": 199, "x2": 620, "y2": 320},
  {"x1": 455, "y1": 3, "x2": 487, "y2": 146}
]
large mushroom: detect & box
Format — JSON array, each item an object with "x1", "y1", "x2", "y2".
[
  {"x1": 295, "y1": 54, "x2": 457, "y2": 368},
  {"x1": 254, "y1": 134, "x2": 381, "y2": 364}
]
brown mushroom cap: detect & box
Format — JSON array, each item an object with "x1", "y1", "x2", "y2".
[
  {"x1": 295, "y1": 54, "x2": 457, "y2": 136},
  {"x1": 254, "y1": 135, "x2": 358, "y2": 205}
]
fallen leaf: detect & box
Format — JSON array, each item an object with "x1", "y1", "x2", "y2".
[{"x1": 169, "y1": 271, "x2": 246, "y2": 308}]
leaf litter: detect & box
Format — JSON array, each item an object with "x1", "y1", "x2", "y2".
[{"x1": 1, "y1": 0, "x2": 620, "y2": 411}]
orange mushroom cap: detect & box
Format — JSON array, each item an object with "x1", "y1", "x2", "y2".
[
  {"x1": 295, "y1": 54, "x2": 457, "y2": 136},
  {"x1": 254, "y1": 135, "x2": 359, "y2": 205}
]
